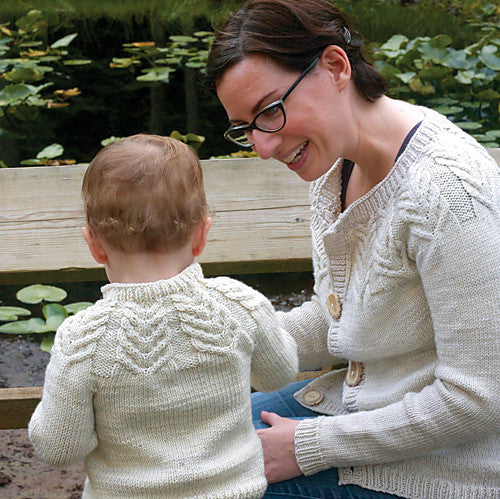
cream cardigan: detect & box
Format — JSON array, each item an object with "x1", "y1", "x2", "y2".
[
  {"x1": 29, "y1": 264, "x2": 298, "y2": 498},
  {"x1": 279, "y1": 109, "x2": 499, "y2": 498}
]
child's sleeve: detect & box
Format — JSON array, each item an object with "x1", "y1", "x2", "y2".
[
  {"x1": 250, "y1": 298, "x2": 299, "y2": 393},
  {"x1": 28, "y1": 318, "x2": 98, "y2": 466}
]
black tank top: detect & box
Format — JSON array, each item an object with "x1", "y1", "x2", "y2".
[{"x1": 340, "y1": 121, "x2": 422, "y2": 211}]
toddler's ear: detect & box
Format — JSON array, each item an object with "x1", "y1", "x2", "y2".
[
  {"x1": 82, "y1": 226, "x2": 108, "y2": 264},
  {"x1": 192, "y1": 217, "x2": 212, "y2": 258}
]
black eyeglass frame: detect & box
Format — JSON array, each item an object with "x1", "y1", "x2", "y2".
[{"x1": 223, "y1": 54, "x2": 321, "y2": 148}]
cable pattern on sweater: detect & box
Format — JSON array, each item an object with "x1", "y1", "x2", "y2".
[
  {"x1": 57, "y1": 309, "x2": 108, "y2": 364},
  {"x1": 116, "y1": 301, "x2": 177, "y2": 375},
  {"x1": 203, "y1": 276, "x2": 264, "y2": 311},
  {"x1": 172, "y1": 289, "x2": 240, "y2": 355}
]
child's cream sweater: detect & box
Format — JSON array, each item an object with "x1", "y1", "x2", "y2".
[
  {"x1": 29, "y1": 263, "x2": 298, "y2": 498},
  {"x1": 280, "y1": 108, "x2": 499, "y2": 498}
]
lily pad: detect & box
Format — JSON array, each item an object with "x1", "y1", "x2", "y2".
[
  {"x1": 46, "y1": 315, "x2": 65, "y2": 331},
  {"x1": 36, "y1": 143, "x2": 63, "y2": 160},
  {"x1": 64, "y1": 302, "x2": 93, "y2": 314},
  {"x1": 42, "y1": 303, "x2": 68, "y2": 319},
  {"x1": 0, "y1": 306, "x2": 31, "y2": 321},
  {"x1": 16, "y1": 284, "x2": 67, "y2": 304},
  {"x1": 40, "y1": 335, "x2": 55, "y2": 353},
  {"x1": 0, "y1": 317, "x2": 49, "y2": 334}
]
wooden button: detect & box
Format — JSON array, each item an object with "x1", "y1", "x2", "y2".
[
  {"x1": 303, "y1": 389, "x2": 324, "y2": 406},
  {"x1": 326, "y1": 293, "x2": 342, "y2": 319},
  {"x1": 345, "y1": 361, "x2": 363, "y2": 387}
]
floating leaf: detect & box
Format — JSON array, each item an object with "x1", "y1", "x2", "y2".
[
  {"x1": 20, "y1": 159, "x2": 43, "y2": 166},
  {"x1": 379, "y1": 34, "x2": 408, "y2": 53},
  {"x1": 456, "y1": 122, "x2": 483, "y2": 130},
  {"x1": 137, "y1": 67, "x2": 174, "y2": 82},
  {"x1": 479, "y1": 51, "x2": 500, "y2": 71},
  {"x1": 476, "y1": 89, "x2": 500, "y2": 101},
  {"x1": 36, "y1": 143, "x2": 63, "y2": 159},
  {"x1": 46, "y1": 315, "x2": 65, "y2": 331},
  {"x1": 0, "y1": 306, "x2": 31, "y2": 321},
  {"x1": 51, "y1": 33, "x2": 78, "y2": 49},
  {"x1": 183, "y1": 133, "x2": 205, "y2": 143},
  {"x1": 63, "y1": 59, "x2": 92, "y2": 66},
  {"x1": 0, "y1": 317, "x2": 49, "y2": 334},
  {"x1": 185, "y1": 62, "x2": 205, "y2": 69},
  {"x1": 64, "y1": 302, "x2": 93, "y2": 314},
  {"x1": 485, "y1": 130, "x2": 500, "y2": 139},
  {"x1": 0, "y1": 320, "x2": 30, "y2": 334},
  {"x1": 40, "y1": 335, "x2": 54, "y2": 353},
  {"x1": 442, "y1": 50, "x2": 476, "y2": 70},
  {"x1": 16, "y1": 284, "x2": 67, "y2": 304},
  {"x1": 169, "y1": 35, "x2": 197, "y2": 43},
  {"x1": 53, "y1": 87, "x2": 81, "y2": 100},
  {"x1": 129, "y1": 41, "x2": 155, "y2": 47},
  {"x1": 42, "y1": 303, "x2": 68, "y2": 320},
  {"x1": 101, "y1": 136, "x2": 124, "y2": 146},
  {"x1": 26, "y1": 318, "x2": 52, "y2": 333},
  {"x1": 395, "y1": 71, "x2": 416, "y2": 84},
  {"x1": 409, "y1": 78, "x2": 435, "y2": 95},
  {"x1": 432, "y1": 105, "x2": 463, "y2": 115}
]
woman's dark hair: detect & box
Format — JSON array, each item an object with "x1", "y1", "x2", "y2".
[{"x1": 206, "y1": 0, "x2": 386, "y2": 102}]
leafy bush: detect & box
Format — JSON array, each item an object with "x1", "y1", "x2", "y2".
[{"x1": 370, "y1": 31, "x2": 500, "y2": 146}]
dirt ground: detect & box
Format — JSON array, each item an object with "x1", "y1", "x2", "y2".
[{"x1": 0, "y1": 274, "x2": 313, "y2": 498}]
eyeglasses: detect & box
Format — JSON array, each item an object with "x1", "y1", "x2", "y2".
[{"x1": 224, "y1": 55, "x2": 320, "y2": 148}]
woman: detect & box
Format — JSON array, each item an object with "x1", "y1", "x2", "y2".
[{"x1": 206, "y1": 0, "x2": 499, "y2": 498}]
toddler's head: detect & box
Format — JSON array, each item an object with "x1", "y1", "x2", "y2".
[{"x1": 82, "y1": 134, "x2": 208, "y2": 254}]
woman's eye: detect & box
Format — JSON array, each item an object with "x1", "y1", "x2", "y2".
[{"x1": 261, "y1": 105, "x2": 280, "y2": 118}]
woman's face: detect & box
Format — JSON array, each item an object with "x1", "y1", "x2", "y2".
[{"x1": 216, "y1": 54, "x2": 352, "y2": 182}]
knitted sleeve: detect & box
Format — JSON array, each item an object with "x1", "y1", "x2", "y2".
[
  {"x1": 276, "y1": 296, "x2": 339, "y2": 370},
  {"x1": 250, "y1": 297, "x2": 299, "y2": 393},
  {"x1": 294, "y1": 150, "x2": 500, "y2": 474},
  {"x1": 28, "y1": 310, "x2": 104, "y2": 466}
]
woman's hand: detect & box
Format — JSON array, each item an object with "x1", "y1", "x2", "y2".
[{"x1": 256, "y1": 411, "x2": 302, "y2": 483}]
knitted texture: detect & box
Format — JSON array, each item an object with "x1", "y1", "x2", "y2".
[
  {"x1": 279, "y1": 108, "x2": 499, "y2": 498},
  {"x1": 29, "y1": 263, "x2": 298, "y2": 499}
]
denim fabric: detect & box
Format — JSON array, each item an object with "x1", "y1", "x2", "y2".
[{"x1": 252, "y1": 381, "x2": 401, "y2": 499}]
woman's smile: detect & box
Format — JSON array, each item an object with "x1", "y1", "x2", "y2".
[{"x1": 217, "y1": 54, "x2": 342, "y2": 182}]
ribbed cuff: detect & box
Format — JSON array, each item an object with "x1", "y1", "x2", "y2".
[{"x1": 294, "y1": 416, "x2": 329, "y2": 476}]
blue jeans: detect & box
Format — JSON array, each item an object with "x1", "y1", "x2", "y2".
[{"x1": 252, "y1": 380, "x2": 400, "y2": 498}]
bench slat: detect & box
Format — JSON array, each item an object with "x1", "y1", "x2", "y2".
[
  {"x1": 0, "y1": 387, "x2": 42, "y2": 430},
  {"x1": 0, "y1": 158, "x2": 312, "y2": 284}
]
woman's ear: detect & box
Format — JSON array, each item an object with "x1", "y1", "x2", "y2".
[
  {"x1": 192, "y1": 217, "x2": 212, "y2": 258},
  {"x1": 320, "y1": 45, "x2": 351, "y2": 92},
  {"x1": 82, "y1": 226, "x2": 108, "y2": 264}
]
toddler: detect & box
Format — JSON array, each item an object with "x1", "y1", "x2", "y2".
[{"x1": 29, "y1": 134, "x2": 298, "y2": 498}]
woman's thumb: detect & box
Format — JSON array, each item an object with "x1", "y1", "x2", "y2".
[{"x1": 260, "y1": 411, "x2": 281, "y2": 426}]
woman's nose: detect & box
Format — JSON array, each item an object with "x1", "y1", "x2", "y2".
[{"x1": 251, "y1": 130, "x2": 282, "y2": 160}]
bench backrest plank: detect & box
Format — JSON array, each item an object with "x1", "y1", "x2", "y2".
[{"x1": 0, "y1": 158, "x2": 312, "y2": 285}]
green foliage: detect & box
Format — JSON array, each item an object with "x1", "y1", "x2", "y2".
[
  {"x1": 169, "y1": 130, "x2": 205, "y2": 151},
  {"x1": 370, "y1": 30, "x2": 500, "y2": 146},
  {"x1": 0, "y1": 9, "x2": 90, "y2": 145},
  {"x1": 0, "y1": 284, "x2": 93, "y2": 353},
  {"x1": 101, "y1": 130, "x2": 206, "y2": 152},
  {"x1": 110, "y1": 31, "x2": 213, "y2": 82},
  {"x1": 16, "y1": 284, "x2": 67, "y2": 303},
  {"x1": 19, "y1": 142, "x2": 75, "y2": 165}
]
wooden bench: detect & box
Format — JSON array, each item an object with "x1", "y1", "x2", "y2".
[
  {"x1": 1, "y1": 150, "x2": 499, "y2": 430},
  {"x1": 0, "y1": 157, "x2": 314, "y2": 429}
]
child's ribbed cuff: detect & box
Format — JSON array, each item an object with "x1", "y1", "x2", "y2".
[{"x1": 294, "y1": 416, "x2": 329, "y2": 476}]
